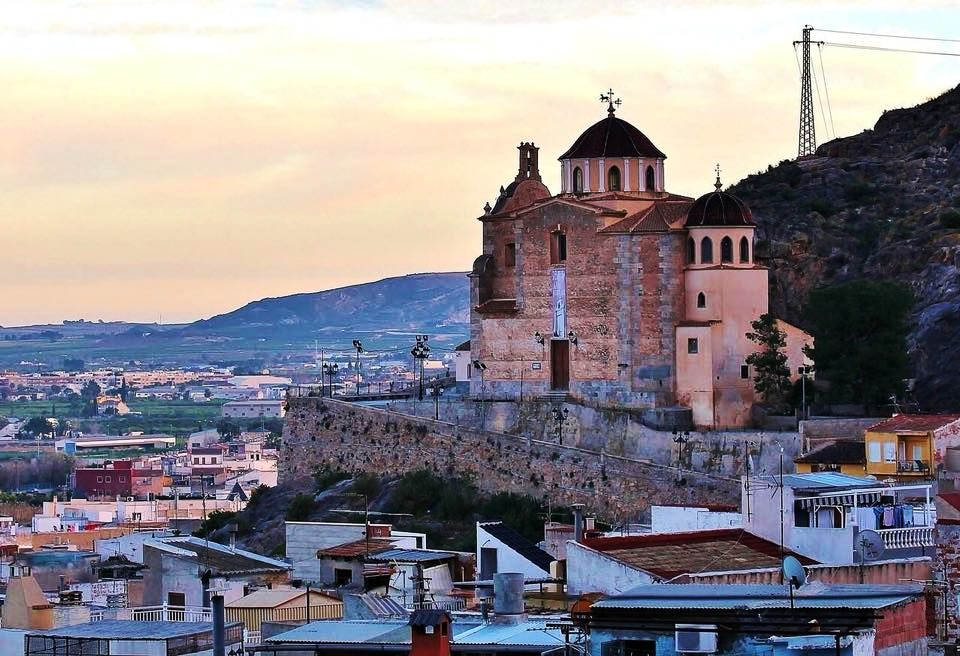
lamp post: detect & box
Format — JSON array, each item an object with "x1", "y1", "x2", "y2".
[
  {"x1": 352, "y1": 340, "x2": 363, "y2": 396},
  {"x1": 672, "y1": 429, "x2": 690, "y2": 480},
  {"x1": 429, "y1": 379, "x2": 445, "y2": 421},
  {"x1": 411, "y1": 336, "x2": 431, "y2": 401},
  {"x1": 798, "y1": 366, "x2": 812, "y2": 420},
  {"x1": 322, "y1": 363, "x2": 339, "y2": 397},
  {"x1": 551, "y1": 406, "x2": 569, "y2": 445}
]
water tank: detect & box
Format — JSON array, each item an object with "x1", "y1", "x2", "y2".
[
  {"x1": 946, "y1": 447, "x2": 960, "y2": 472},
  {"x1": 493, "y1": 572, "x2": 524, "y2": 615}
]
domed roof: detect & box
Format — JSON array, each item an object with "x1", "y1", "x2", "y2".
[
  {"x1": 559, "y1": 112, "x2": 666, "y2": 160},
  {"x1": 685, "y1": 183, "x2": 753, "y2": 228}
]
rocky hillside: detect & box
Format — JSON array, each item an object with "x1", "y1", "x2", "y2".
[{"x1": 730, "y1": 83, "x2": 960, "y2": 410}]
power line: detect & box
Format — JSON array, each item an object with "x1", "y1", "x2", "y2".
[
  {"x1": 822, "y1": 40, "x2": 960, "y2": 57},
  {"x1": 816, "y1": 45, "x2": 836, "y2": 140},
  {"x1": 815, "y1": 28, "x2": 960, "y2": 43}
]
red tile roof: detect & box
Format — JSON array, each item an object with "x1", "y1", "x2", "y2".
[
  {"x1": 580, "y1": 529, "x2": 817, "y2": 579},
  {"x1": 317, "y1": 538, "x2": 395, "y2": 559},
  {"x1": 867, "y1": 414, "x2": 960, "y2": 433}
]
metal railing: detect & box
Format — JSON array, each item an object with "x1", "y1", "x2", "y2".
[
  {"x1": 878, "y1": 526, "x2": 934, "y2": 550},
  {"x1": 409, "y1": 598, "x2": 467, "y2": 612},
  {"x1": 896, "y1": 459, "x2": 931, "y2": 474},
  {"x1": 131, "y1": 604, "x2": 212, "y2": 622}
]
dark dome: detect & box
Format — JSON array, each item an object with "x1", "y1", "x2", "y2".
[
  {"x1": 685, "y1": 190, "x2": 753, "y2": 227},
  {"x1": 559, "y1": 113, "x2": 666, "y2": 160}
]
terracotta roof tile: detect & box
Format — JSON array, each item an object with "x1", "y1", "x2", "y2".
[
  {"x1": 317, "y1": 538, "x2": 395, "y2": 559},
  {"x1": 580, "y1": 529, "x2": 816, "y2": 579},
  {"x1": 867, "y1": 414, "x2": 960, "y2": 433}
]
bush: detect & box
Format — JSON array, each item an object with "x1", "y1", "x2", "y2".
[
  {"x1": 286, "y1": 493, "x2": 317, "y2": 521},
  {"x1": 313, "y1": 465, "x2": 350, "y2": 492},
  {"x1": 940, "y1": 209, "x2": 960, "y2": 229}
]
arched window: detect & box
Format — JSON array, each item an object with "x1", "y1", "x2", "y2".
[
  {"x1": 701, "y1": 237, "x2": 713, "y2": 263},
  {"x1": 645, "y1": 165, "x2": 656, "y2": 191},
  {"x1": 739, "y1": 236, "x2": 750, "y2": 263},
  {"x1": 697, "y1": 292, "x2": 706, "y2": 308},
  {"x1": 573, "y1": 167, "x2": 584, "y2": 194},
  {"x1": 720, "y1": 236, "x2": 734, "y2": 263},
  {"x1": 608, "y1": 166, "x2": 621, "y2": 192},
  {"x1": 686, "y1": 238, "x2": 696, "y2": 264}
]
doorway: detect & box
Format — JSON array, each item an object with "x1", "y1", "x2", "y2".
[{"x1": 550, "y1": 340, "x2": 570, "y2": 390}]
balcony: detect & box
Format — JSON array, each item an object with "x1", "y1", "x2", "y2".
[
  {"x1": 877, "y1": 526, "x2": 934, "y2": 550},
  {"x1": 896, "y1": 460, "x2": 931, "y2": 476}
]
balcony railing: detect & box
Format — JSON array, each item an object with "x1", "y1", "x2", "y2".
[
  {"x1": 896, "y1": 460, "x2": 931, "y2": 475},
  {"x1": 877, "y1": 526, "x2": 934, "y2": 550},
  {"x1": 132, "y1": 604, "x2": 212, "y2": 622}
]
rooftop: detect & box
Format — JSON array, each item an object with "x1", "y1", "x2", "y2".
[
  {"x1": 226, "y1": 587, "x2": 340, "y2": 609},
  {"x1": 31, "y1": 620, "x2": 239, "y2": 640},
  {"x1": 868, "y1": 414, "x2": 960, "y2": 433},
  {"x1": 366, "y1": 548, "x2": 458, "y2": 564},
  {"x1": 146, "y1": 536, "x2": 291, "y2": 576},
  {"x1": 317, "y1": 538, "x2": 395, "y2": 559},
  {"x1": 794, "y1": 440, "x2": 866, "y2": 465},
  {"x1": 580, "y1": 529, "x2": 817, "y2": 579},
  {"x1": 480, "y1": 521, "x2": 554, "y2": 572}
]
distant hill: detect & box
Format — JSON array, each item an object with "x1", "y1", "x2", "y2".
[
  {"x1": 730, "y1": 83, "x2": 960, "y2": 410},
  {"x1": 183, "y1": 272, "x2": 470, "y2": 337}
]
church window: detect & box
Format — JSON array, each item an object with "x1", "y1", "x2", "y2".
[
  {"x1": 721, "y1": 236, "x2": 734, "y2": 263},
  {"x1": 550, "y1": 231, "x2": 567, "y2": 265},
  {"x1": 608, "y1": 166, "x2": 621, "y2": 192},
  {"x1": 687, "y1": 338, "x2": 699, "y2": 354},
  {"x1": 686, "y1": 238, "x2": 696, "y2": 264},
  {"x1": 701, "y1": 237, "x2": 713, "y2": 263},
  {"x1": 697, "y1": 292, "x2": 706, "y2": 308},
  {"x1": 505, "y1": 243, "x2": 516, "y2": 267},
  {"x1": 573, "y1": 167, "x2": 584, "y2": 194},
  {"x1": 645, "y1": 165, "x2": 655, "y2": 191},
  {"x1": 741, "y1": 364, "x2": 749, "y2": 379},
  {"x1": 739, "y1": 236, "x2": 750, "y2": 263}
]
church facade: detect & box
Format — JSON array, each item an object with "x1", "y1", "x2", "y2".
[{"x1": 469, "y1": 95, "x2": 808, "y2": 429}]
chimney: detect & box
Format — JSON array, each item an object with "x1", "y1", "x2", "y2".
[
  {"x1": 212, "y1": 594, "x2": 226, "y2": 656},
  {"x1": 492, "y1": 572, "x2": 525, "y2": 623},
  {"x1": 515, "y1": 142, "x2": 541, "y2": 183},
  {"x1": 3, "y1": 567, "x2": 54, "y2": 630},
  {"x1": 572, "y1": 504, "x2": 585, "y2": 543},
  {"x1": 409, "y1": 609, "x2": 452, "y2": 656}
]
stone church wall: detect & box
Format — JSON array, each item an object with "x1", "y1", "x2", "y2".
[{"x1": 281, "y1": 397, "x2": 799, "y2": 520}]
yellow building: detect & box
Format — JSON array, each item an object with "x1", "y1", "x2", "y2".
[
  {"x1": 794, "y1": 440, "x2": 866, "y2": 476},
  {"x1": 864, "y1": 414, "x2": 960, "y2": 480}
]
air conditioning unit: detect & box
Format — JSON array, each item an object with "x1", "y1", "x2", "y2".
[{"x1": 675, "y1": 624, "x2": 717, "y2": 653}]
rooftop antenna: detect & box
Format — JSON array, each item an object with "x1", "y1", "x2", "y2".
[
  {"x1": 782, "y1": 555, "x2": 807, "y2": 609},
  {"x1": 855, "y1": 529, "x2": 885, "y2": 583}
]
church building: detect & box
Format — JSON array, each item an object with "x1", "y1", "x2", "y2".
[{"x1": 469, "y1": 92, "x2": 809, "y2": 429}]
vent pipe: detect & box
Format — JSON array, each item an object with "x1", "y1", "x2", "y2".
[
  {"x1": 572, "y1": 504, "x2": 585, "y2": 543},
  {"x1": 212, "y1": 594, "x2": 225, "y2": 656}
]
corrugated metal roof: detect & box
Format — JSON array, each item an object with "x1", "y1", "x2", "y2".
[
  {"x1": 32, "y1": 620, "x2": 240, "y2": 640},
  {"x1": 759, "y1": 472, "x2": 880, "y2": 491},
  {"x1": 367, "y1": 548, "x2": 458, "y2": 563},
  {"x1": 454, "y1": 620, "x2": 566, "y2": 647},
  {"x1": 267, "y1": 620, "x2": 409, "y2": 644},
  {"x1": 594, "y1": 583, "x2": 921, "y2": 611}
]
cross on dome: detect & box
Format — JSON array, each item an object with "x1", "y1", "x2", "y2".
[
  {"x1": 599, "y1": 88, "x2": 622, "y2": 114},
  {"x1": 714, "y1": 163, "x2": 723, "y2": 191}
]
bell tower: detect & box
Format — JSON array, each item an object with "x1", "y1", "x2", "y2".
[{"x1": 516, "y1": 142, "x2": 541, "y2": 183}]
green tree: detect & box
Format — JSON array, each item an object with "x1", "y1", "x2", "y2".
[
  {"x1": 62, "y1": 358, "x2": 85, "y2": 373},
  {"x1": 19, "y1": 416, "x2": 54, "y2": 437},
  {"x1": 80, "y1": 381, "x2": 101, "y2": 416},
  {"x1": 745, "y1": 313, "x2": 792, "y2": 412},
  {"x1": 216, "y1": 418, "x2": 241, "y2": 441},
  {"x1": 802, "y1": 280, "x2": 913, "y2": 410}
]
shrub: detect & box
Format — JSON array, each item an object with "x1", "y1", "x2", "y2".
[
  {"x1": 286, "y1": 493, "x2": 317, "y2": 521},
  {"x1": 940, "y1": 209, "x2": 960, "y2": 229}
]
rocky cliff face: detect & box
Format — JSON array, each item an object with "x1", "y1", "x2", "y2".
[{"x1": 730, "y1": 84, "x2": 960, "y2": 410}]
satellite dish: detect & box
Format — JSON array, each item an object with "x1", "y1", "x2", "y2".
[
  {"x1": 782, "y1": 556, "x2": 807, "y2": 589},
  {"x1": 855, "y1": 530, "x2": 885, "y2": 561}
]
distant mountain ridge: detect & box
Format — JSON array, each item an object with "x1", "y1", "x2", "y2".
[{"x1": 183, "y1": 271, "x2": 470, "y2": 336}]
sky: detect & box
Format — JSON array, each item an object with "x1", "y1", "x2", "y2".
[{"x1": 2, "y1": 1, "x2": 958, "y2": 326}]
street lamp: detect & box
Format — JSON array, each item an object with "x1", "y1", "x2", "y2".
[
  {"x1": 672, "y1": 430, "x2": 690, "y2": 481},
  {"x1": 429, "y1": 379, "x2": 445, "y2": 420},
  {"x1": 352, "y1": 340, "x2": 363, "y2": 396},
  {"x1": 411, "y1": 336, "x2": 431, "y2": 401},
  {"x1": 322, "y1": 363, "x2": 339, "y2": 397},
  {"x1": 798, "y1": 366, "x2": 812, "y2": 420},
  {"x1": 551, "y1": 406, "x2": 569, "y2": 444}
]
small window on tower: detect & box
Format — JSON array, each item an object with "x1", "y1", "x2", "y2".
[
  {"x1": 721, "y1": 236, "x2": 734, "y2": 263},
  {"x1": 701, "y1": 237, "x2": 714, "y2": 263},
  {"x1": 505, "y1": 243, "x2": 516, "y2": 267},
  {"x1": 573, "y1": 167, "x2": 584, "y2": 194},
  {"x1": 697, "y1": 292, "x2": 706, "y2": 308},
  {"x1": 687, "y1": 238, "x2": 696, "y2": 264},
  {"x1": 645, "y1": 165, "x2": 656, "y2": 191},
  {"x1": 608, "y1": 166, "x2": 621, "y2": 192},
  {"x1": 550, "y1": 232, "x2": 567, "y2": 264},
  {"x1": 740, "y1": 236, "x2": 750, "y2": 263},
  {"x1": 687, "y1": 338, "x2": 699, "y2": 354},
  {"x1": 741, "y1": 364, "x2": 749, "y2": 379}
]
